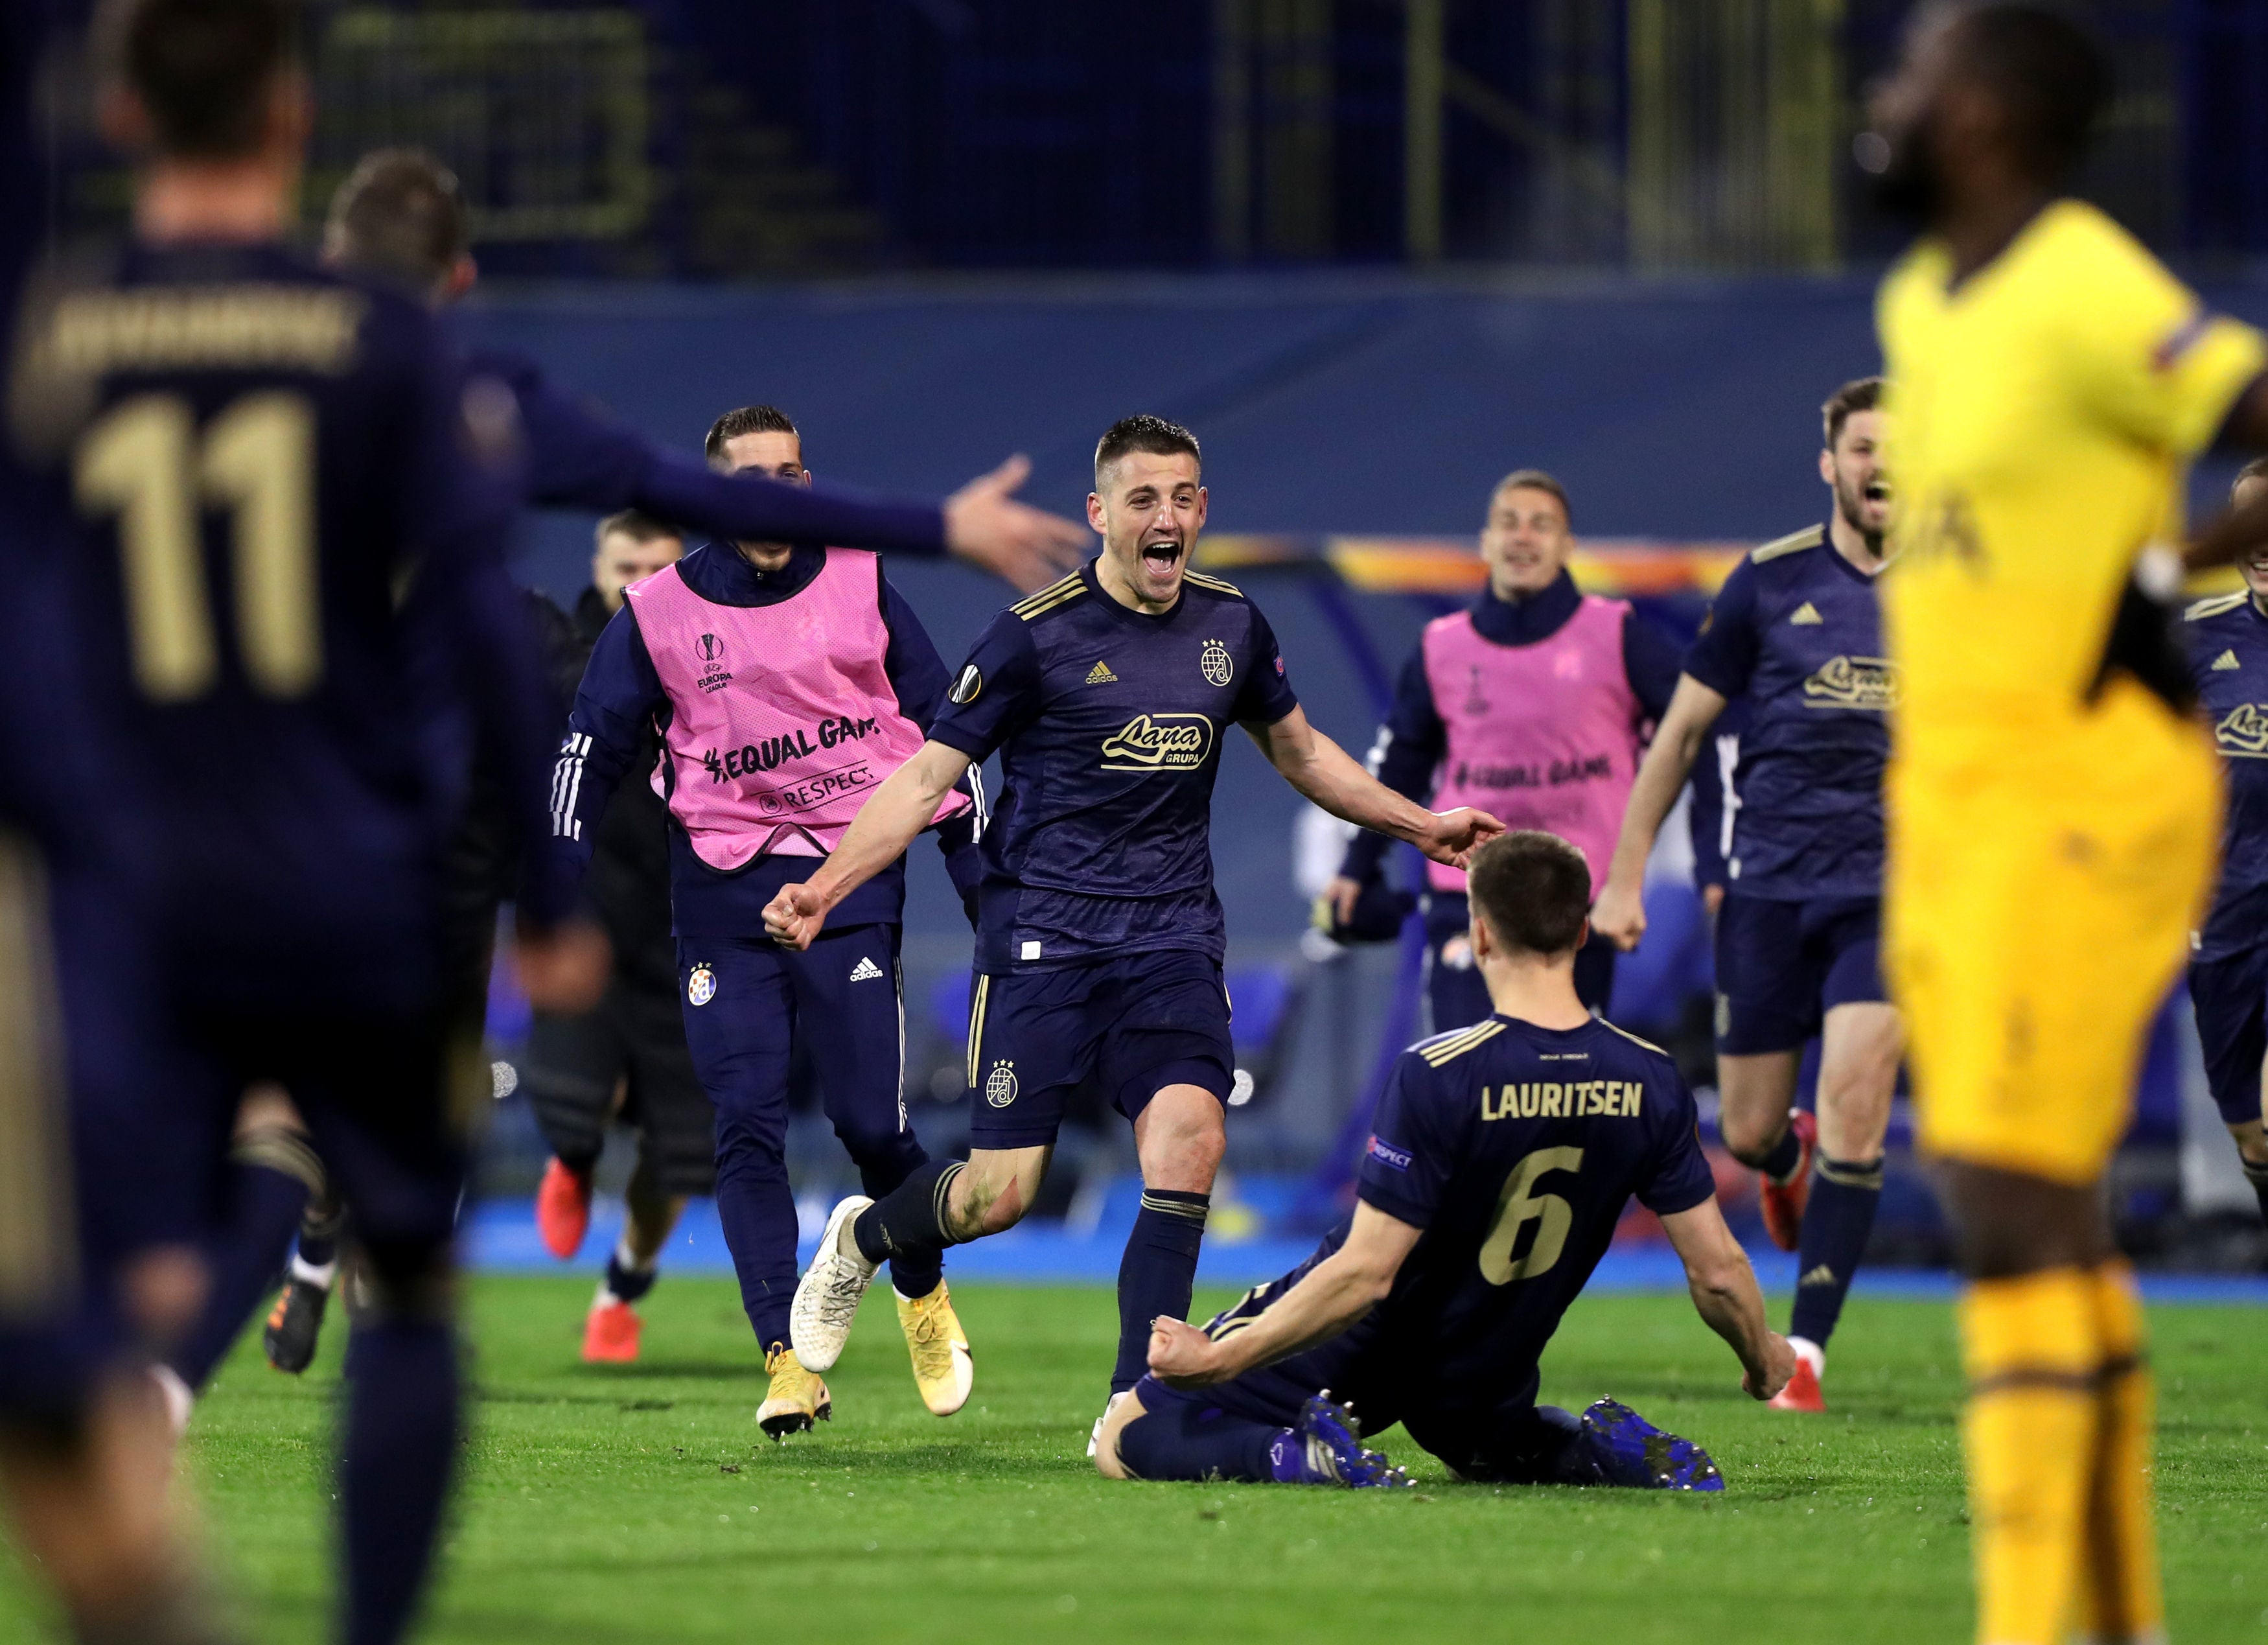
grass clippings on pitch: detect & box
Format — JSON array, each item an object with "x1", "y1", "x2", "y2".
[{"x1": 5, "y1": 1275, "x2": 2265, "y2": 1643}]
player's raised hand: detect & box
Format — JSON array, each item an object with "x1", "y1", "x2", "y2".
[
  {"x1": 1743, "y1": 1331, "x2": 1799, "y2": 1403},
  {"x1": 1591, "y1": 873, "x2": 1648, "y2": 953},
  {"x1": 515, "y1": 917, "x2": 611, "y2": 1014},
  {"x1": 762, "y1": 881, "x2": 829, "y2": 951},
  {"x1": 943, "y1": 454, "x2": 1088, "y2": 592},
  {"x1": 1411, "y1": 805, "x2": 1505, "y2": 869},
  {"x1": 1148, "y1": 1315, "x2": 1228, "y2": 1388}
]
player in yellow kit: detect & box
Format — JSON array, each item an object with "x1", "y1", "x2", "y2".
[{"x1": 1864, "y1": 6, "x2": 2268, "y2": 1644}]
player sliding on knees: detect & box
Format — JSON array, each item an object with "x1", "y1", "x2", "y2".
[
  {"x1": 1591, "y1": 377, "x2": 1901, "y2": 1414},
  {"x1": 1100, "y1": 831, "x2": 1794, "y2": 1489},
  {"x1": 766, "y1": 415, "x2": 1502, "y2": 1440}
]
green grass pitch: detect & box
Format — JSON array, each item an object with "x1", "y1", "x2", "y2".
[{"x1": 5, "y1": 1276, "x2": 2266, "y2": 1642}]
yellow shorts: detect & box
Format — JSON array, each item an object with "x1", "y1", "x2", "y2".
[{"x1": 1887, "y1": 684, "x2": 2219, "y2": 1185}]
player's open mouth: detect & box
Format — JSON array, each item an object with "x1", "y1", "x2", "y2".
[
  {"x1": 1140, "y1": 539, "x2": 1185, "y2": 574},
  {"x1": 1863, "y1": 480, "x2": 1892, "y2": 505}
]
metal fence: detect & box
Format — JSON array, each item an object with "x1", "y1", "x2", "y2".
[{"x1": 39, "y1": 0, "x2": 2268, "y2": 275}]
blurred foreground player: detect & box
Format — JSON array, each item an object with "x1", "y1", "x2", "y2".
[
  {"x1": 1594, "y1": 378, "x2": 1901, "y2": 1412},
  {"x1": 1102, "y1": 832, "x2": 1792, "y2": 1489},
  {"x1": 769, "y1": 415, "x2": 1501, "y2": 1438},
  {"x1": 2182, "y1": 458, "x2": 2268, "y2": 1226},
  {"x1": 553, "y1": 406, "x2": 984, "y2": 1436},
  {"x1": 10, "y1": 3, "x2": 606, "y2": 1640},
  {"x1": 1865, "y1": 5, "x2": 2268, "y2": 1640},
  {"x1": 1325, "y1": 470, "x2": 1678, "y2": 1019},
  {"x1": 520, "y1": 512, "x2": 707, "y2": 1366}
]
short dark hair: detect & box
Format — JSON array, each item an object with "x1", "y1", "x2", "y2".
[
  {"x1": 103, "y1": 0, "x2": 297, "y2": 159},
  {"x1": 705, "y1": 404, "x2": 798, "y2": 467},
  {"x1": 2236, "y1": 456, "x2": 2268, "y2": 495},
  {"x1": 325, "y1": 149, "x2": 467, "y2": 292},
  {"x1": 1094, "y1": 415, "x2": 1200, "y2": 489},
  {"x1": 1947, "y1": 3, "x2": 2111, "y2": 185},
  {"x1": 1492, "y1": 468, "x2": 1572, "y2": 526},
  {"x1": 594, "y1": 509, "x2": 677, "y2": 549},
  {"x1": 1466, "y1": 831, "x2": 1591, "y2": 958},
  {"x1": 1822, "y1": 376, "x2": 1884, "y2": 450}
]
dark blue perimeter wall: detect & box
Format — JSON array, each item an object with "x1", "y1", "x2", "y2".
[{"x1": 464, "y1": 265, "x2": 2268, "y2": 960}]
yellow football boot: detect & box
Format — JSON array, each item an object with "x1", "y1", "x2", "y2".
[
  {"x1": 757, "y1": 1345, "x2": 831, "y2": 1441},
  {"x1": 895, "y1": 1281, "x2": 973, "y2": 1417}
]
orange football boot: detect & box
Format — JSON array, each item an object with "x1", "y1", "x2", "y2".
[
  {"x1": 537, "y1": 1158, "x2": 592, "y2": 1260},
  {"x1": 1758, "y1": 1110, "x2": 1816, "y2": 1253}
]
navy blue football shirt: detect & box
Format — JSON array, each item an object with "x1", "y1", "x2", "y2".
[
  {"x1": 1347, "y1": 1014, "x2": 1715, "y2": 1409},
  {"x1": 1680, "y1": 525, "x2": 1890, "y2": 901},
  {"x1": 927, "y1": 559, "x2": 1299, "y2": 972},
  {"x1": 9, "y1": 240, "x2": 562, "y2": 1011},
  {"x1": 2186, "y1": 590, "x2": 2268, "y2": 961}
]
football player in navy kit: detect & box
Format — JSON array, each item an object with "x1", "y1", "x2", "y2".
[
  {"x1": 2183, "y1": 456, "x2": 2268, "y2": 1224},
  {"x1": 7, "y1": 5, "x2": 603, "y2": 1640},
  {"x1": 1100, "y1": 830, "x2": 1793, "y2": 1488},
  {"x1": 767, "y1": 415, "x2": 1502, "y2": 1441},
  {"x1": 1593, "y1": 378, "x2": 1900, "y2": 1413}
]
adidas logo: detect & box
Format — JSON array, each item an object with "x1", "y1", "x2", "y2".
[
  {"x1": 1085, "y1": 660, "x2": 1118, "y2": 684},
  {"x1": 848, "y1": 957, "x2": 885, "y2": 983},
  {"x1": 1789, "y1": 602, "x2": 1823, "y2": 625},
  {"x1": 1798, "y1": 1264, "x2": 1838, "y2": 1288},
  {"x1": 2214, "y1": 649, "x2": 2241, "y2": 671}
]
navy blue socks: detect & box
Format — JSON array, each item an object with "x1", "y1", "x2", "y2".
[
  {"x1": 341, "y1": 1317, "x2": 459, "y2": 1645},
  {"x1": 1788, "y1": 1154, "x2": 1884, "y2": 1350},
  {"x1": 1114, "y1": 1394, "x2": 1284, "y2": 1482},
  {"x1": 851, "y1": 1158, "x2": 965, "y2": 1268},
  {"x1": 170, "y1": 1135, "x2": 318, "y2": 1390},
  {"x1": 859, "y1": 1160, "x2": 943, "y2": 1302},
  {"x1": 1112, "y1": 1189, "x2": 1210, "y2": 1395},
  {"x1": 1755, "y1": 1123, "x2": 1804, "y2": 1182},
  {"x1": 599, "y1": 1241, "x2": 658, "y2": 1307}
]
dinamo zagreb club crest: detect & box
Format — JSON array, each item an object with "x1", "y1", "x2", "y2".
[
  {"x1": 984, "y1": 1059, "x2": 1019, "y2": 1108},
  {"x1": 1199, "y1": 638, "x2": 1234, "y2": 687},
  {"x1": 686, "y1": 965, "x2": 717, "y2": 1007}
]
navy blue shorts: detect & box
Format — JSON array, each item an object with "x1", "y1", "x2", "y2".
[
  {"x1": 1713, "y1": 892, "x2": 1886, "y2": 1056},
  {"x1": 964, "y1": 948, "x2": 1234, "y2": 1151},
  {"x1": 2191, "y1": 944, "x2": 2268, "y2": 1127}
]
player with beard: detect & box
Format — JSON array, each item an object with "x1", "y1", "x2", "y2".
[
  {"x1": 551, "y1": 406, "x2": 988, "y2": 1436},
  {"x1": 1861, "y1": 5, "x2": 2268, "y2": 1639},
  {"x1": 1101, "y1": 832, "x2": 1791, "y2": 1491},
  {"x1": 1592, "y1": 378, "x2": 1900, "y2": 1414},
  {"x1": 767, "y1": 415, "x2": 1502, "y2": 1441}
]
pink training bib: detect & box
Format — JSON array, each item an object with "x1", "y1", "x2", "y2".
[
  {"x1": 629, "y1": 550, "x2": 968, "y2": 871},
  {"x1": 1422, "y1": 594, "x2": 1644, "y2": 894}
]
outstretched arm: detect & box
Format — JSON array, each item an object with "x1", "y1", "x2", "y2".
[
  {"x1": 1591, "y1": 673, "x2": 1726, "y2": 951},
  {"x1": 1659, "y1": 1198, "x2": 1794, "y2": 1401},
  {"x1": 1147, "y1": 1204, "x2": 1423, "y2": 1388},
  {"x1": 1246, "y1": 706, "x2": 1501, "y2": 869},
  {"x1": 761, "y1": 740, "x2": 974, "y2": 949}
]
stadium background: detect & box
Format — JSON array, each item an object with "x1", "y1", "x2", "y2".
[{"x1": 49, "y1": 0, "x2": 2268, "y2": 1280}]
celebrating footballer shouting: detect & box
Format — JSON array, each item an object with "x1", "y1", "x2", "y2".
[
  {"x1": 1593, "y1": 377, "x2": 1901, "y2": 1415},
  {"x1": 766, "y1": 416, "x2": 1502, "y2": 1439}
]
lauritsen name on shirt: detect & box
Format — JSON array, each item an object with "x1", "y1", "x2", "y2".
[{"x1": 1481, "y1": 1080, "x2": 1647, "y2": 1121}]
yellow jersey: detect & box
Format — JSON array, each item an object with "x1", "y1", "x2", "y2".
[{"x1": 1877, "y1": 200, "x2": 2265, "y2": 760}]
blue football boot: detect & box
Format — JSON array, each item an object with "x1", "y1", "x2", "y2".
[
  {"x1": 1279, "y1": 1392, "x2": 1413, "y2": 1488},
  {"x1": 1579, "y1": 1398, "x2": 1725, "y2": 1491}
]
